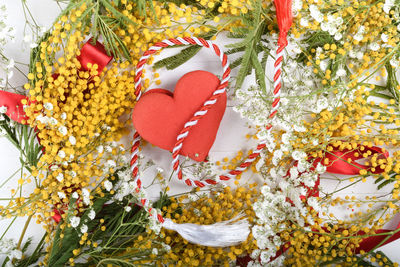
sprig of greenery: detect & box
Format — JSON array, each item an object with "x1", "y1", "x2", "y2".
[
  {"x1": 153, "y1": 30, "x2": 217, "y2": 70},
  {"x1": 46, "y1": 169, "x2": 172, "y2": 266},
  {"x1": 0, "y1": 116, "x2": 42, "y2": 173},
  {"x1": 225, "y1": 0, "x2": 268, "y2": 92}
]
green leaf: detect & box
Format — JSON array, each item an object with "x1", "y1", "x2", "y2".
[
  {"x1": 251, "y1": 51, "x2": 266, "y2": 95},
  {"x1": 377, "y1": 178, "x2": 394, "y2": 190},
  {"x1": 225, "y1": 46, "x2": 246, "y2": 55},
  {"x1": 153, "y1": 30, "x2": 217, "y2": 70},
  {"x1": 154, "y1": 45, "x2": 202, "y2": 70},
  {"x1": 234, "y1": 44, "x2": 253, "y2": 90},
  {"x1": 230, "y1": 57, "x2": 243, "y2": 70}
]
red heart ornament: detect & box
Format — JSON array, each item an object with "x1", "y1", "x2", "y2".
[{"x1": 132, "y1": 70, "x2": 227, "y2": 162}]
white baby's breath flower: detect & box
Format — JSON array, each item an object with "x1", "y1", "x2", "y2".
[
  {"x1": 292, "y1": 0, "x2": 302, "y2": 11},
  {"x1": 60, "y1": 112, "x2": 67, "y2": 120},
  {"x1": 319, "y1": 60, "x2": 328, "y2": 71},
  {"x1": 70, "y1": 216, "x2": 80, "y2": 228},
  {"x1": 49, "y1": 117, "x2": 58, "y2": 125},
  {"x1": 381, "y1": 33, "x2": 389, "y2": 43},
  {"x1": 356, "y1": 51, "x2": 364, "y2": 60},
  {"x1": 0, "y1": 106, "x2": 7, "y2": 113},
  {"x1": 106, "y1": 160, "x2": 116, "y2": 168},
  {"x1": 292, "y1": 150, "x2": 306, "y2": 161},
  {"x1": 56, "y1": 173, "x2": 64, "y2": 182},
  {"x1": 300, "y1": 18, "x2": 309, "y2": 27},
  {"x1": 58, "y1": 150, "x2": 66, "y2": 158},
  {"x1": 69, "y1": 135, "x2": 76, "y2": 145},
  {"x1": 369, "y1": 43, "x2": 380, "y2": 51},
  {"x1": 80, "y1": 224, "x2": 88, "y2": 234},
  {"x1": 281, "y1": 132, "x2": 292, "y2": 144},
  {"x1": 82, "y1": 188, "x2": 90, "y2": 205},
  {"x1": 354, "y1": 26, "x2": 365, "y2": 41},
  {"x1": 315, "y1": 162, "x2": 327, "y2": 173},
  {"x1": 58, "y1": 126, "x2": 68, "y2": 136},
  {"x1": 309, "y1": 5, "x2": 323, "y2": 23},
  {"x1": 383, "y1": 0, "x2": 395, "y2": 13},
  {"x1": 125, "y1": 206, "x2": 132, "y2": 212},
  {"x1": 43, "y1": 102, "x2": 53, "y2": 110},
  {"x1": 334, "y1": 32, "x2": 342, "y2": 40},
  {"x1": 50, "y1": 165, "x2": 59, "y2": 171},
  {"x1": 96, "y1": 145, "x2": 104, "y2": 153},
  {"x1": 104, "y1": 180, "x2": 113, "y2": 191},
  {"x1": 88, "y1": 209, "x2": 96, "y2": 220},
  {"x1": 57, "y1": 191, "x2": 66, "y2": 199},
  {"x1": 336, "y1": 68, "x2": 346, "y2": 77}
]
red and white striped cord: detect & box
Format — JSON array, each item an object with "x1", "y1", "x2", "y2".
[{"x1": 130, "y1": 37, "x2": 286, "y2": 223}]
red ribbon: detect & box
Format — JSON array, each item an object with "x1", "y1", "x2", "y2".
[
  {"x1": 274, "y1": 0, "x2": 293, "y2": 47},
  {"x1": 0, "y1": 91, "x2": 30, "y2": 124},
  {"x1": 0, "y1": 40, "x2": 112, "y2": 126},
  {"x1": 77, "y1": 40, "x2": 113, "y2": 72},
  {"x1": 314, "y1": 146, "x2": 389, "y2": 175}
]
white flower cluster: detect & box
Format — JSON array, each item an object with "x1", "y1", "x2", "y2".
[
  {"x1": 383, "y1": 0, "x2": 396, "y2": 14},
  {"x1": 36, "y1": 110, "x2": 71, "y2": 138},
  {"x1": 0, "y1": 5, "x2": 15, "y2": 85},
  {"x1": 309, "y1": 5, "x2": 323, "y2": 23},
  {"x1": 249, "y1": 161, "x2": 326, "y2": 265},
  {"x1": 0, "y1": 105, "x2": 7, "y2": 127},
  {"x1": 111, "y1": 163, "x2": 163, "y2": 234},
  {"x1": 235, "y1": 49, "x2": 333, "y2": 262},
  {"x1": 0, "y1": 238, "x2": 22, "y2": 266},
  {"x1": 321, "y1": 14, "x2": 343, "y2": 40},
  {"x1": 235, "y1": 43, "x2": 335, "y2": 144}
]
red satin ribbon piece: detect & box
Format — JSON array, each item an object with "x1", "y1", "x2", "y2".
[
  {"x1": 314, "y1": 146, "x2": 389, "y2": 175},
  {"x1": 356, "y1": 223, "x2": 400, "y2": 253},
  {"x1": 0, "y1": 91, "x2": 30, "y2": 124},
  {"x1": 77, "y1": 39, "x2": 113, "y2": 73},
  {"x1": 274, "y1": 0, "x2": 293, "y2": 47}
]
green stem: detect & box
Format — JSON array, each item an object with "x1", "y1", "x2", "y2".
[{"x1": 16, "y1": 214, "x2": 33, "y2": 250}]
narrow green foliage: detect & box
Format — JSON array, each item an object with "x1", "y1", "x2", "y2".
[
  {"x1": 0, "y1": 116, "x2": 42, "y2": 172},
  {"x1": 154, "y1": 45, "x2": 202, "y2": 70},
  {"x1": 386, "y1": 63, "x2": 400, "y2": 106},
  {"x1": 225, "y1": 0, "x2": 269, "y2": 92},
  {"x1": 153, "y1": 30, "x2": 217, "y2": 70},
  {"x1": 46, "y1": 170, "x2": 172, "y2": 266}
]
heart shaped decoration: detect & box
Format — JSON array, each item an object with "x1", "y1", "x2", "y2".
[{"x1": 132, "y1": 70, "x2": 227, "y2": 162}]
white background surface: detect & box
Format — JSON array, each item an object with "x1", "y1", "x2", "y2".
[{"x1": 1, "y1": 0, "x2": 400, "y2": 264}]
